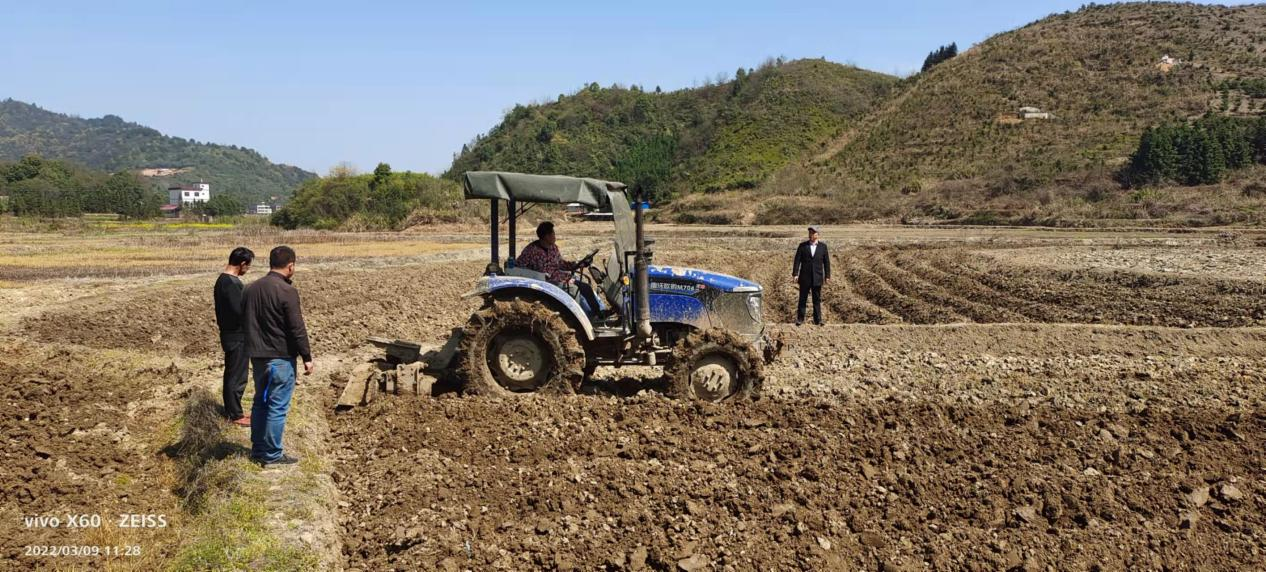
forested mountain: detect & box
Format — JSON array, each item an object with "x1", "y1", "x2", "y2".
[
  {"x1": 763, "y1": 2, "x2": 1266, "y2": 225},
  {"x1": 446, "y1": 58, "x2": 896, "y2": 201},
  {"x1": 449, "y1": 3, "x2": 1266, "y2": 227},
  {"x1": 0, "y1": 99, "x2": 314, "y2": 204}
]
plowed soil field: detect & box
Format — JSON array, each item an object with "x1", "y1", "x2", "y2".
[
  {"x1": 320, "y1": 228, "x2": 1266, "y2": 571},
  {"x1": 4, "y1": 224, "x2": 1266, "y2": 570}
]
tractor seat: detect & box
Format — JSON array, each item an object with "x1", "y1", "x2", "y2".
[
  {"x1": 503, "y1": 266, "x2": 548, "y2": 281},
  {"x1": 505, "y1": 260, "x2": 611, "y2": 318}
]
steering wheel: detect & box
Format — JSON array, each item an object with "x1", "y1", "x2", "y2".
[
  {"x1": 570, "y1": 248, "x2": 601, "y2": 285},
  {"x1": 576, "y1": 248, "x2": 600, "y2": 269}
]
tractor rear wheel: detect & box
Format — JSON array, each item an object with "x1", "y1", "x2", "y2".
[
  {"x1": 664, "y1": 329, "x2": 764, "y2": 402},
  {"x1": 458, "y1": 299, "x2": 585, "y2": 396}
]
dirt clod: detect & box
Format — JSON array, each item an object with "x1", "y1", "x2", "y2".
[{"x1": 1218, "y1": 483, "x2": 1245, "y2": 503}]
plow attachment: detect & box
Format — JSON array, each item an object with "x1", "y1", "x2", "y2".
[{"x1": 335, "y1": 328, "x2": 463, "y2": 411}]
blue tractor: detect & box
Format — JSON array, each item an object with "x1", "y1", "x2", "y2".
[{"x1": 451, "y1": 171, "x2": 780, "y2": 402}]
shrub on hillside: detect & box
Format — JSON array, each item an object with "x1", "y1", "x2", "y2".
[{"x1": 270, "y1": 163, "x2": 461, "y2": 230}]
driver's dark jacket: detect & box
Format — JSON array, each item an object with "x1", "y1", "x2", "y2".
[{"x1": 516, "y1": 240, "x2": 576, "y2": 284}]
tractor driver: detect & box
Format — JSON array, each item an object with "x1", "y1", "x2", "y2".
[{"x1": 517, "y1": 221, "x2": 607, "y2": 316}]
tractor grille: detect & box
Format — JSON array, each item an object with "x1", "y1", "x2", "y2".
[{"x1": 712, "y1": 292, "x2": 763, "y2": 337}]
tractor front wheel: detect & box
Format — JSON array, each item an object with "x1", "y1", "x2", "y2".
[
  {"x1": 458, "y1": 300, "x2": 585, "y2": 396},
  {"x1": 664, "y1": 329, "x2": 764, "y2": 402}
]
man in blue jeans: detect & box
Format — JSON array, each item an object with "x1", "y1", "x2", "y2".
[{"x1": 242, "y1": 245, "x2": 314, "y2": 467}]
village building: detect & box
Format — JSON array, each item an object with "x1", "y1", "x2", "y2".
[
  {"x1": 167, "y1": 182, "x2": 210, "y2": 206},
  {"x1": 1019, "y1": 106, "x2": 1052, "y2": 120}
]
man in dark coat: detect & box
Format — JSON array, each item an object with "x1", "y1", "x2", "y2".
[
  {"x1": 243, "y1": 245, "x2": 313, "y2": 467},
  {"x1": 213, "y1": 247, "x2": 254, "y2": 426},
  {"x1": 791, "y1": 226, "x2": 831, "y2": 326}
]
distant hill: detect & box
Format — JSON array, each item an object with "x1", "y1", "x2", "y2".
[
  {"x1": 446, "y1": 58, "x2": 896, "y2": 201},
  {"x1": 764, "y1": 2, "x2": 1266, "y2": 225},
  {"x1": 0, "y1": 99, "x2": 315, "y2": 204}
]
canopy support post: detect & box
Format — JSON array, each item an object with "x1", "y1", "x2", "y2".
[
  {"x1": 487, "y1": 199, "x2": 500, "y2": 275},
  {"x1": 508, "y1": 198, "x2": 517, "y2": 261}
]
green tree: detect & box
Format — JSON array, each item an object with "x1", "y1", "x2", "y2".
[
  {"x1": 8, "y1": 178, "x2": 81, "y2": 217},
  {"x1": 370, "y1": 162, "x2": 392, "y2": 191},
  {"x1": 1201, "y1": 116, "x2": 1253, "y2": 170},
  {"x1": 614, "y1": 134, "x2": 678, "y2": 203},
  {"x1": 100, "y1": 171, "x2": 161, "y2": 219},
  {"x1": 1178, "y1": 128, "x2": 1224, "y2": 185},
  {"x1": 3, "y1": 155, "x2": 45, "y2": 183},
  {"x1": 1126, "y1": 117, "x2": 1265, "y2": 188},
  {"x1": 203, "y1": 193, "x2": 245, "y2": 217},
  {"x1": 1254, "y1": 116, "x2": 1266, "y2": 163},
  {"x1": 732, "y1": 67, "x2": 747, "y2": 96},
  {"x1": 1127, "y1": 124, "x2": 1180, "y2": 186},
  {"x1": 921, "y1": 43, "x2": 958, "y2": 73}
]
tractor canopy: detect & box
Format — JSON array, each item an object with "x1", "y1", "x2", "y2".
[
  {"x1": 464, "y1": 171, "x2": 637, "y2": 293},
  {"x1": 462, "y1": 171, "x2": 626, "y2": 209}
]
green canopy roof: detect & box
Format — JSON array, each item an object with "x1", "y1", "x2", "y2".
[{"x1": 461, "y1": 171, "x2": 626, "y2": 209}]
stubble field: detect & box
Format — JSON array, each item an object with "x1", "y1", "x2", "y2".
[{"x1": 2, "y1": 222, "x2": 1264, "y2": 570}]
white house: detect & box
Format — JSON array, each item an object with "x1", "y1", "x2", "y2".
[
  {"x1": 1019, "y1": 106, "x2": 1052, "y2": 120},
  {"x1": 168, "y1": 183, "x2": 210, "y2": 206},
  {"x1": 253, "y1": 203, "x2": 274, "y2": 215}
]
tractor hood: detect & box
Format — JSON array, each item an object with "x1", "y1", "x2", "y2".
[{"x1": 648, "y1": 265, "x2": 762, "y2": 293}]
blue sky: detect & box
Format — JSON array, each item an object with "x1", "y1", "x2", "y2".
[{"x1": 0, "y1": 1, "x2": 1238, "y2": 174}]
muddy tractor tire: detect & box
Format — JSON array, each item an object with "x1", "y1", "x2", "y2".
[
  {"x1": 457, "y1": 299, "x2": 585, "y2": 396},
  {"x1": 664, "y1": 329, "x2": 764, "y2": 402}
]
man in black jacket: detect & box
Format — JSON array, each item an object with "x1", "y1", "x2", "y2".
[
  {"x1": 243, "y1": 245, "x2": 313, "y2": 467},
  {"x1": 213, "y1": 247, "x2": 254, "y2": 426},
  {"x1": 791, "y1": 226, "x2": 831, "y2": 326}
]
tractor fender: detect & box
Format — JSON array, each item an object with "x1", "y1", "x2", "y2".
[{"x1": 462, "y1": 276, "x2": 596, "y2": 341}]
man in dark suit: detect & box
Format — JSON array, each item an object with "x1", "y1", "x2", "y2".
[
  {"x1": 792, "y1": 226, "x2": 831, "y2": 326},
  {"x1": 214, "y1": 247, "x2": 254, "y2": 426}
]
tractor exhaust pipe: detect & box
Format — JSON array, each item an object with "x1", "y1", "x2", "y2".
[{"x1": 634, "y1": 188, "x2": 652, "y2": 339}]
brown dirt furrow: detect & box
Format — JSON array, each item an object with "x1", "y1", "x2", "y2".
[
  {"x1": 756, "y1": 255, "x2": 801, "y2": 323},
  {"x1": 927, "y1": 252, "x2": 1091, "y2": 323},
  {"x1": 896, "y1": 249, "x2": 1057, "y2": 322},
  {"x1": 842, "y1": 251, "x2": 959, "y2": 324},
  {"x1": 954, "y1": 253, "x2": 1266, "y2": 327},
  {"x1": 821, "y1": 270, "x2": 901, "y2": 324},
  {"x1": 869, "y1": 248, "x2": 1024, "y2": 323}
]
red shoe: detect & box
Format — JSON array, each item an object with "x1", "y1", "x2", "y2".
[{"x1": 232, "y1": 415, "x2": 252, "y2": 427}]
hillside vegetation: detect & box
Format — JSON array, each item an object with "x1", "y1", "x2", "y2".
[
  {"x1": 0, "y1": 99, "x2": 314, "y2": 205},
  {"x1": 271, "y1": 164, "x2": 466, "y2": 231},
  {"x1": 0, "y1": 155, "x2": 163, "y2": 218},
  {"x1": 446, "y1": 59, "x2": 896, "y2": 201},
  {"x1": 761, "y1": 2, "x2": 1266, "y2": 225}
]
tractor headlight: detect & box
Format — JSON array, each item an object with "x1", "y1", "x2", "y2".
[{"x1": 746, "y1": 294, "x2": 762, "y2": 323}]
